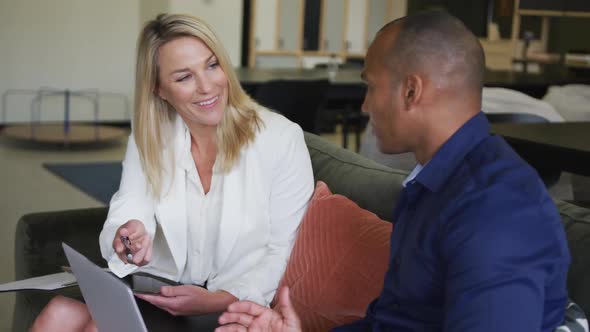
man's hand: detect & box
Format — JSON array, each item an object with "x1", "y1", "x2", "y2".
[
  {"x1": 112, "y1": 219, "x2": 152, "y2": 266},
  {"x1": 216, "y1": 287, "x2": 302, "y2": 332},
  {"x1": 135, "y1": 285, "x2": 237, "y2": 316}
]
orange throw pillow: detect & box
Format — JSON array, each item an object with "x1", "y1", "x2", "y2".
[{"x1": 274, "y1": 181, "x2": 393, "y2": 332}]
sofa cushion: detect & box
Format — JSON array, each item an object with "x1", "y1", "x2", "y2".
[
  {"x1": 275, "y1": 181, "x2": 392, "y2": 332},
  {"x1": 304, "y1": 132, "x2": 407, "y2": 222},
  {"x1": 555, "y1": 199, "x2": 590, "y2": 316}
]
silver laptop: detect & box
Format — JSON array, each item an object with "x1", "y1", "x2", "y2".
[{"x1": 62, "y1": 242, "x2": 148, "y2": 332}]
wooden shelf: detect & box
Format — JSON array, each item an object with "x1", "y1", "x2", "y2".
[
  {"x1": 345, "y1": 53, "x2": 366, "y2": 59},
  {"x1": 300, "y1": 51, "x2": 338, "y2": 56},
  {"x1": 566, "y1": 62, "x2": 590, "y2": 69},
  {"x1": 250, "y1": 0, "x2": 407, "y2": 68},
  {"x1": 515, "y1": 52, "x2": 561, "y2": 63},
  {"x1": 518, "y1": 9, "x2": 590, "y2": 18},
  {"x1": 564, "y1": 11, "x2": 590, "y2": 18},
  {"x1": 565, "y1": 56, "x2": 590, "y2": 68},
  {"x1": 255, "y1": 50, "x2": 300, "y2": 56},
  {"x1": 510, "y1": 0, "x2": 590, "y2": 73},
  {"x1": 518, "y1": 9, "x2": 565, "y2": 17}
]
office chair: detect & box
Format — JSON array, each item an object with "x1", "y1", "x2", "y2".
[
  {"x1": 484, "y1": 112, "x2": 549, "y2": 124},
  {"x1": 311, "y1": 62, "x2": 368, "y2": 150},
  {"x1": 341, "y1": 102, "x2": 368, "y2": 151},
  {"x1": 254, "y1": 79, "x2": 330, "y2": 134},
  {"x1": 486, "y1": 112, "x2": 562, "y2": 188},
  {"x1": 543, "y1": 84, "x2": 590, "y2": 122},
  {"x1": 313, "y1": 60, "x2": 364, "y2": 70}
]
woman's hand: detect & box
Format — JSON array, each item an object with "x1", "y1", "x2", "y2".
[
  {"x1": 112, "y1": 219, "x2": 153, "y2": 266},
  {"x1": 215, "y1": 287, "x2": 302, "y2": 332},
  {"x1": 134, "y1": 285, "x2": 238, "y2": 316}
]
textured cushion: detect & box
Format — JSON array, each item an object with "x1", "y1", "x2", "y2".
[
  {"x1": 557, "y1": 300, "x2": 589, "y2": 332},
  {"x1": 555, "y1": 199, "x2": 590, "y2": 316},
  {"x1": 304, "y1": 132, "x2": 407, "y2": 221},
  {"x1": 275, "y1": 181, "x2": 393, "y2": 332}
]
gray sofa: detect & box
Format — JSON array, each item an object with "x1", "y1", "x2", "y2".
[{"x1": 13, "y1": 132, "x2": 590, "y2": 331}]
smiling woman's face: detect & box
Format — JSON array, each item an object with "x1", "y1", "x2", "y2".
[{"x1": 156, "y1": 36, "x2": 228, "y2": 131}]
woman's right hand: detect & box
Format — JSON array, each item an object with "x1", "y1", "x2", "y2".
[{"x1": 112, "y1": 219, "x2": 153, "y2": 266}]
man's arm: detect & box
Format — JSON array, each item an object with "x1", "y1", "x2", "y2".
[{"x1": 441, "y1": 185, "x2": 569, "y2": 331}]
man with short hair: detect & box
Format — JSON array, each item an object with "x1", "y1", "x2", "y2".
[{"x1": 215, "y1": 11, "x2": 571, "y2": 332}]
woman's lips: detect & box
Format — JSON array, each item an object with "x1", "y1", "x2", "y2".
[{"x1": 195, "y1": 95, "x2": 219, "y2": 109}]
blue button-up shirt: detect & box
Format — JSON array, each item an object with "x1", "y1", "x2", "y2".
[{"x1": 334, "y1": 112, "x2": 570, "y2": 332}]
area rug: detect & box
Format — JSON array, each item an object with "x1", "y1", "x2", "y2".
[{"x1": 43, "y1": 161, "x2": 122, "y2": 204}]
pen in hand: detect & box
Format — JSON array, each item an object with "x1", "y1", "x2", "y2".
[{"x1": 120, "y1": 235, "x2": 133, "y2": 262}]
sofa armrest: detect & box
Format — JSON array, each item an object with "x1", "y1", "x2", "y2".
[
  {"x1": 13, "y1": 207, "x2": 108, "y2": 331},
  {"x1": 14, "y1": 207, "x2": 108, "y2": 280}
]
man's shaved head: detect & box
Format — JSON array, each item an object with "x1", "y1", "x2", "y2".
[{"x1": 378, "y1": 10, "x2": 485, "y2": 93}]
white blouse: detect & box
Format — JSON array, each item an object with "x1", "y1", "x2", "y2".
[{"x1": 179, "y1": 126, "x2": 224, "y2": 286}]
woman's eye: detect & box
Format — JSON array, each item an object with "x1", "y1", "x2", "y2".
[
  {"x1": 208, "y1": 62, "x2": 219, "y2": 69},
  {"x1": 176, "y1": 75, "x2": 191, "y2": 82}
]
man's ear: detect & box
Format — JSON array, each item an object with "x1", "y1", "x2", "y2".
[{"x1": 403, "y1": 74, "x2": 422, "y2": 109}]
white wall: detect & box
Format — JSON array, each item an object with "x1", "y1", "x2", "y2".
[
  {"x1": 0, "y1": 0, "x2": 245, "y2": 124},
  {"x1": 0, "y1": 0, "x2": 140, "y2": 123},
  {"x1": 391, "y1": 0, "x2": 408, "y2": 20},
  {"x1": 168, "y1": 0, "x2": 243, "y2": 67},
  {"x1": 140, "y1": 0, "x2": 169, "y2": 25}
]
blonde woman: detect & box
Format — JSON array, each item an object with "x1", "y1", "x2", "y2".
[{"x1": 31, "y1": 14, "x2": 313, "y2": 331}]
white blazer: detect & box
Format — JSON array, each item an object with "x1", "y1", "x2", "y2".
[{"x1": 99, "y1": 109, "x2": 314, "y2": 305}]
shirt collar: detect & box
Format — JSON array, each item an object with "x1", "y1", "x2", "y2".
[
  {"x1": 402, "y1": 163, "x2": 424, "y2": 187},
  {"x1": 414, "y1": 112, "x2": 490, "y2": 192},
  {"x1": 180, "y1": 122, "x2": 194, "y2": 170}
]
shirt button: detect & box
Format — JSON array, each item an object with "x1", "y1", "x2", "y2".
[
  {"x1": 393, "y1": 257, "x2": 401, "y2": 269},
  {"x1": 393, "y1": 301, "x2": 400, "y2": 310}
]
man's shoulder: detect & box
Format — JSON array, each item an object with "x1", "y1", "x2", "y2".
[
  {"x1": 461, "y1": 135, "x2": 543, "y2": 197},
  {"x1": 438, "y1": 134, "x2": 561, "y2": 231}
]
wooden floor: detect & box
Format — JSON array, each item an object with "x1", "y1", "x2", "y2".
[{"x1": 0, "y1": 135, "x2": 129, "y2": 331}]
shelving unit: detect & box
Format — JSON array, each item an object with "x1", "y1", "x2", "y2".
[
  {"x1": 511, "y1": 0, "x2": 590, "y2": 69},
  {"x1": 248, "y1": 0, "x2": 407, "y2": 68}
]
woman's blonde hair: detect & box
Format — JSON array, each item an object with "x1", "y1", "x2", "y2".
[{"x1": 134, "y1": 13, "x2": 262, "y2": 198}]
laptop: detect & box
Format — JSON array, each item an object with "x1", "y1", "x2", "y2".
[{"x1": 62, "y1": 242, "x2": 148, "y2": 332}]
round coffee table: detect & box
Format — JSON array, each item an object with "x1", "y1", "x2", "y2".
[{"x1": 1, "y1": 124, "x2": 128, "y2": 145}]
